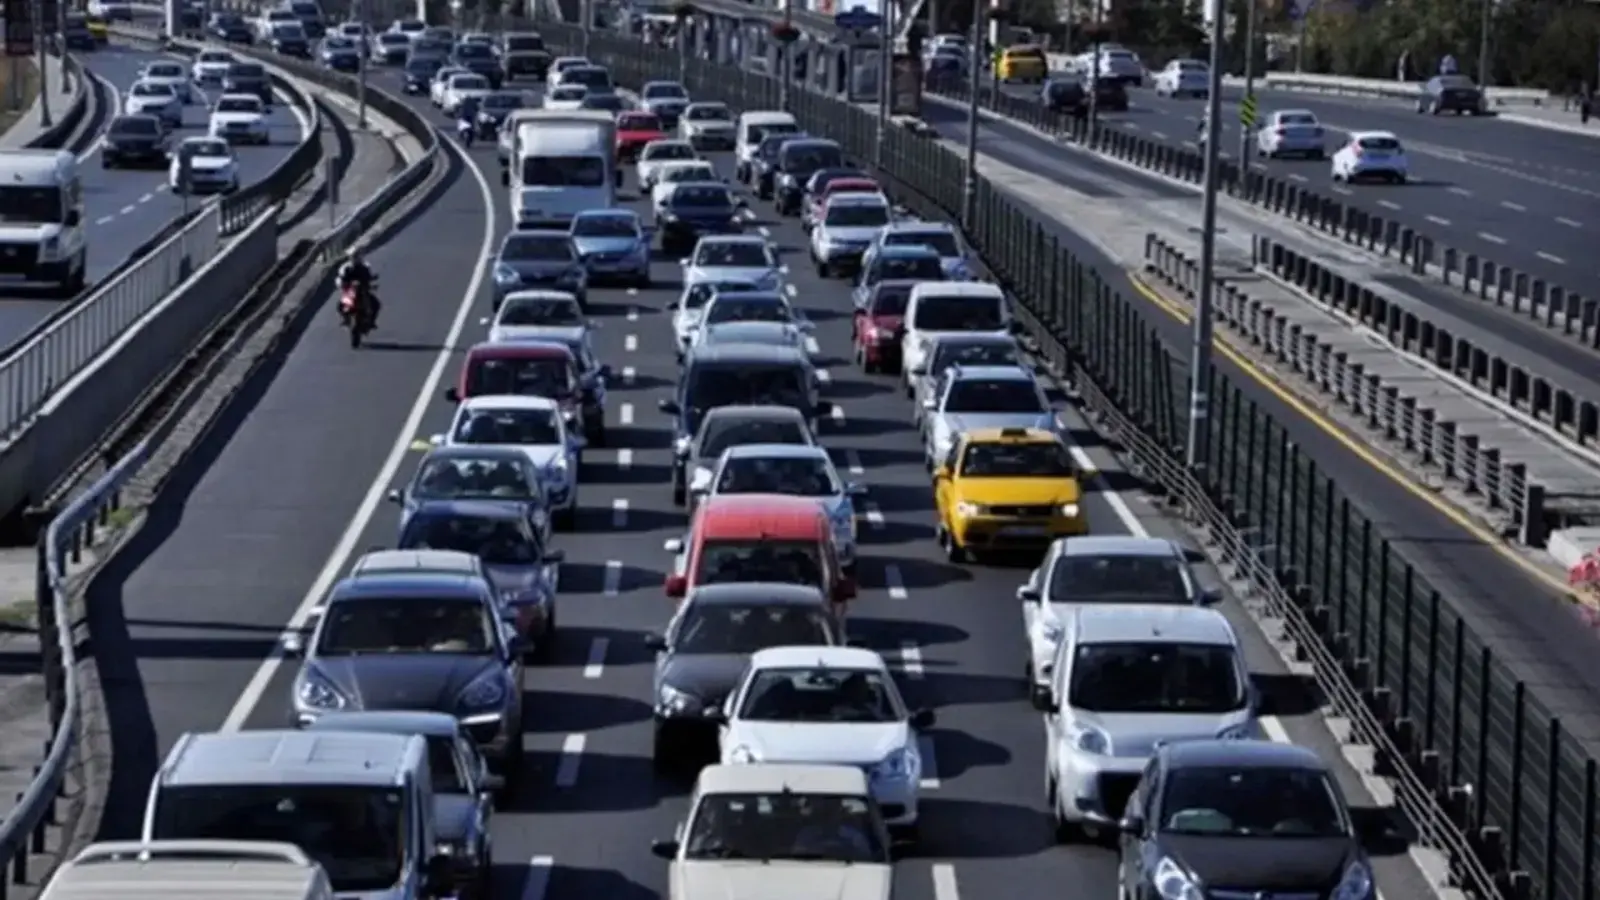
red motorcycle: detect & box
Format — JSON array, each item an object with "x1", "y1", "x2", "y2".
[{"x1": 339, "y1": 279, "x2": 378, "y2": 348}]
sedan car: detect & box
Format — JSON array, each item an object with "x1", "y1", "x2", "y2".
[
  {"x1": 657, "y1": 182, "x2": 742, "y2": 255},
  {"x1": 371, "y1": 31, "x2": 411, "y2": 64},
  {"x1": 1256, "y1": 108, "x2": 1327, "y2": 159},
  {"x1": 669, "y1": 278, "x2": 761, "y2": 356},
  {"x1": 1418, "y1": 73, "x2": 1486, "y2": 115},
  {"x1": 501, "y1": 32, "x2": 550, "y2": 79},
  {"x1": 452, "y1": 41, "x2": 503, "y2": 88},
  {"x1": 101, "y1": 114, "x2": 170, "y2": 169},
  {"x1": 715, "y1": 645, "x2": 935, "y2": 838},
  {"x1": 671, "y1": 404, "x2": 816, "y2": 506},
  {"x1": 570, "y1": 208, "x2": 651, "y2": 286},
  {"x1": 491, "y1": 229, "x2": 588, "y2": 309},
  {"x1": 283, "y1": 569, "x2": 527, "y2": 778},
  {"x1": 1330, "y1": 130, "x2": 1408, "y2": 184},
  {"x1": 852, "y1": 279, "x2": 915, "y2": 374},
  {"x1": 474, "y1": 90, "x2": 526, "y2": 136},
  {"x1": 616, "y1": 111, "x2": 668, "y2": 164},
  {"x1": 124, "y1": 80, "x2": 182, "y2": 129},
  {"x1": 137, "y1": 60, "x2": 194, "y2": 103},
  {"x1": 223, "y1": 61, "x2": 272, "y2": 105},
  {"x1": 636, "y1": 139, "x2": 697, "y2": 191},
  {"x1": 403, "y1": 56, "x2": 444, "y2": 94},
  {"x1": 431, "y1": 65, "x2": 471, "y2": 105},
  {"x1": 208, "y1": 12, "x2": 254, "y2": 43},
  {"x1": 647, "y1": 583, "x2": 843, "y2": 768},
  {"x1": 678, "y1": 101, "x2": 736, "y2": 150},
  {"x1": 208, "y1": 93, "x2": 270, "y2": 144},
  {"x1": 907, "y1": 332, "x2": 1023, "y2": 421},
  {"x1": 542, "y1": 83, "x2": 588, "y2": 110},
  {"x1": 810, "y1": 192, "x2": 893, "y2": 277},
  {"x1": 650, "y1": 159, "x2": 719, "y2": 212},
  {"x1": 922, "y1": 364, "x2": 1057, "y2": 469},
  {"x1": 695, "y1": 321, "x2": 809, "y2": 353},
  {"x1": 1153, "y1": 58, "x2": 1209, "y2": 97},
  {"x1": 1041, "y1": 76, "x2": 1088, "y2": 116},
  {"x1": 443, "y1": 73, "x2": 493, "y2": 116},
  {"x1": 319, "y1": 36, "x2": 361, "y2": 71},
  {"x1": 799, "y1": 168, "x2": 877, "y2": 232},
  {"x1": 862, "y1": 221, "x2": 975, "y2": 281},
  {"x1": 170, "y1": 137, "x2": 238, "y2": 193},
  {"x1": 432, "y1": 395, "x2": 584, "y2": 528},
  {"x1": 693, "y1": 444, "x2": 864, "y2": 568},
  {"x1": 639, "y1": 79, "x2": 690, "y2": 127},
  {"x1": 683, "y1": 235, "x2": 782, "y2": 290},
  {"x1": 267, "y1": 23, "x2": 311, "y2": 58},
  {"x1": 692, "y1": 290, "x2": 807, "y2": 350},
  {"x1": 190, "y1": 49, "x2": 236, "y2": 84},
  {"x1": 852, "y1": 246, "x2": 946, "y2": 314},
  {"x1": 483, "y1": 290, "x2": 587, "y2": 343},
  {"x1": 388, "y1": 445, "x2": 551, "y2": 547}
]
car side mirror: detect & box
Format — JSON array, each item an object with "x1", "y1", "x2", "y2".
[
  {"x1": 678, "y1": 258, "x2": 689, "y2": 267},
  {"x1": 650, "y1": 839, "x2": 679, "y2": 860},
  {"x1": 644, "y1": 633, "x2": 667, "y2": 651},
  {"x1": 921, "y1": 398, "x2": 937, "y2": 411},
  {"x1": 64, "y1": 210, "x2": 80, "y2": 228},
  {"x1": 1200, "y1": 588, "x2": 1222, "y2": 605},
  {"x1": 910, "y1": 707, "x2": 936, "y2": 729},
  {"x1": 443, "y1": 387, "x2": 461, "y2": 403},
  {"x1": 1182, "y1": 547, "x2": 1207, "y2": 564},
  {"x1": 386, "y1": 488, "x2": 403, "y2": 503},
  {"x1": 658, "y1": 398, "x2": 681, "y2": 415},
  {"x1": 703, "y1": 706, "x2": 728, "y2": 723},
  {"x1": 1118, "y1": 814, "x2": 1145, "y2": 836},
  {"x1": 279, "y1": 631, "x2": 306, "y2": 657},
  {"x1": 689, "y1": 469, "x2": 712, "y2": 492},
  {"x1": 909, "y1": 365, "x2": 927, "y2": 376},
  {"x1": 1250, "y1": 685, "x2": 1272, "y2": 716},
  {"x1": 665, "y1": 573, "x2": 688, "y2": 598},
  {"x1": 1008, "y1": 320, "x2": 1026, "y2": 334},
  {"x1": 1016, "y1": 585, "x2": 1041, "y2": 603}
]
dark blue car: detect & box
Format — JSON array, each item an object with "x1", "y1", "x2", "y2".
[
  {"x1": 658, "y1": 182, "x2": 742, "y2": 255},
  {"x1": 389, "y1": 445, "x2": 550, "y2": 545}
]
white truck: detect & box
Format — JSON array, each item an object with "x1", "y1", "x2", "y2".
[{"x1": 507, "y1": 109, "x2": 616, "y2": 229}]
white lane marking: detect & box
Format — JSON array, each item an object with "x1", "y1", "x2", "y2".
[
  {"x1": 932, "y1": 863, "x2": 959, "y2": 900},
  {"x1": 621, "y1": 365, "x2": 636, "y2": 385},
  {"x1": 1479, "y1": 231, "x2": 1507, "y2": 245},
  {"x1": 779, "y1": 263, "x2": 790, "y2": 274},
  {"x1": 1449, "y1": 186, "x2": 1473, "y2": 196},
  {"x1": 1330, "y1": 186, "x2": 1351, "y2": 196},
  {"x1": 884, "y1": 563, "x2": 908, "y2": 599},
  {"x1": 829, "y1": 404, "x2": 845, "y2": 424},
  {"x1": 602, "y1": 560, "x2": 622, "y2": 595},
  {"x1": 627, "y1": 305, "x2": 639, "y2": 321},
  {"x1": 899, "y1": 641, "x2": 923, "y2": 679},
  {"x1": 844, "y1": 449, "x2": 864, "y2": 475},
  {"x1": 816, "y1": 369, "x2": 831, "y2": 385},
  {"x1": 1376, "y1": 199, "x2": 1399, "y2": 211},
  {"x1": 94, "y1": 215, "x2": 113, "y2": 226},
  {"x1": 624, "y1": 333, "x2": 637, "y2": 352},
  {"x1": 120, "y1": 204, "x2": 135, "y2": 214},
  {"x1": 521, "y1": 857, "x2": 553, "y2": 900},
  {"x1": 626, "y1": 287, "x2": 639, "y2": 298},
  {"x1": 1558, "y1": 216, "x2": 1582, "y2": 228},
  {"x1": 1149, "y1": 130, "x2": 1165, "y2": 140},
  {"x1": 222, "y1": 127, "x2": 497, "y2": 732},
  {"x1": 616, "y1": 448, "x2": 633, "y2": 470},
  {"x1": 863, "y1": 502, "x2": 884, "y2": 529},
  {"x1": 919, "y1": 734, "x2": 941, "y2": 788},
  {"x1": 139, "y1": 192, "x2": 153, "y2": 203},
  {"x1": 1425, "y1": 214, "x2": 1451, "y2": 226},
  {"x1": 554, "y1": 734, "x2": 585, "y2": 787},
  {"x1": 619, "y1": 403, "x2": 634, "y2": 425},
  {"x1": 1537, "y1": 251, "x2": 1566, "y2": 265},
  {"x1": 1501, "y1": 200, "x2": 1526, "y2": 212},
  {"x1": 804, "y1": 335, "x2": 820, "y2": 354},
  {"x1": 583, "y1": 637, "x2": 608, "y2": 679},
  {"x1": 784, "y1": 282, "x2": 798, "y2": 298},
  {"x1": 611, "y1": 498, "x2": 629, "y2": 528},
  {"x1": 1287, "y1": 173, "x2": 1307, "y2": 183},
  {"x1": 758, "y1": 225, "x2": 771, "y2": 237}
]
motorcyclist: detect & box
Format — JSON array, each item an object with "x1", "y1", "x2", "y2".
[
  {"x1": 456, "y1": 95, "x2": 480, "y2": 145},
  {"x1": 336, "y1": 249, "x2": 380, "y2": 330}
]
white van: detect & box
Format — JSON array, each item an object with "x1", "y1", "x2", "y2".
[
  {"x1": 734, "y1": 110, "x2": 798, "y2": 182},
  {"x1": 508, "y1": 110, "x2": 615, "y2": 227},
  {"x1": 143, "y1": 729, "x2": 454, "y2": 899},
  {"x1": 495, "y1": 108, "x2": 543, "y2": 168},
  {"x1": 900, "y1": 281, "x2": 1012, "y2": 385},
  {"x1": 43, "y1": 840, "x2": 333, "y2": 900},
  {"x1": 0, "y1": 149, "x2": 88, "y2": 295}
]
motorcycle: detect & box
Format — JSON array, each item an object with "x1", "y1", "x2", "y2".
[
  {"x1": 457, "y1": 116, "x2": 475, "y2": 147},
  {"x1": 339, "y1": 279, "x2": 378, "y2": 348}
]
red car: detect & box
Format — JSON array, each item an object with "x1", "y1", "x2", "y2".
[
  {"x1": 615, "y1": 111, "x2": 666, "y2": 163},
  {"x1": 851, "y1": 279, "x2": 915, "y2": 374},
  {"x1": 444, "y1": 341, "x2": 606, "y2": 443}
]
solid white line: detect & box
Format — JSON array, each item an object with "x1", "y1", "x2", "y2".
[
  {"x1": 918, "y1": 733, "x2": 940, "y2": 788},
  {"x1": 619, "y1": 403, "x2": 634, "y2": 425},
  {"x1": 884, "y1": 564, "x2": 908, "y2": 599},
  {"x1": 221, "y1": 130, "x2": 496, "y2": 733},
  {"x1": 602, "y1": 560, "x2": 622, "y2": 595},
  {"x1": 583, "y1": 637, "x2": 608, "y2": 679},
  {"x1": 611, "y1": 498, "x2": 628, "y2": 528},
  {"x1": 932, "y1": 862, "x2": 959, "y2": 900},
  {"x1": 555, "y1": 734, "x2": 584, "y2": 787},
  {"x1": 899, "y1": 641, "x2": 923, "y2": 679},
  {"x1": 616, "y1": 448, "x2": 633, "y2": 470}
]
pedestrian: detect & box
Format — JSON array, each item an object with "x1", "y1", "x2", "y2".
[{"x1": 1581, "y1": 82, "x2": 1593, "y2": 125}]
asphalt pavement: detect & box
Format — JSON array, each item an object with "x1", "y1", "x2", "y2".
[
  {"x1": 81, "y1": 66, "x2": 1438, "y2": 900},
  {"x1": 982, "y1": 77, "x2": 1599, "y2": 295},
  {"x1": 0, "y1": 43, "x2": 307, "y2": 349}
]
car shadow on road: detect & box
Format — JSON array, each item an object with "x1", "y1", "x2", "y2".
[
  {"x1": 914, "y1": 796, "x2": 1059, "y2": 859},
  {"x1": 521, "y1": 689, "x2": 653, "y2": 734},
  {"x1": 550, "y1": 624, "x2": 656, "y2": 670}
]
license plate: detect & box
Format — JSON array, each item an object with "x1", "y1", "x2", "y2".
[{"x1": 1001, "y1": 526, "x2": 1049, "y2": 537}]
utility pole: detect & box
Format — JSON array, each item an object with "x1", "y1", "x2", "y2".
[
  {"x1": 1476, "y1": 0, "x2": 1492, "y2": 87},
  {"x1": 1186, "y1": 0, "x2": 1228, "y2": 474},
  {"x1": 580, "y1": 0, "x2": 591, "y2": 55},
  {"x1": 35, "y1": 0, "x2": 50, "y2": 128},
  {"x1": 960, "y1": 7, "x2": 980, "y2": 227},
  {"x1": 877, "y1": 0, "x2": 893, "y2": 166},
  {"x1": 354, "y1": 0, "x2": 368, "y2": 128},
  {"x1": 1236, "y1": 0, "x2": 1256, "y2": 164},
  {"x1": 1086, "y1": 0, "x2": 1102, "y2": 135}
]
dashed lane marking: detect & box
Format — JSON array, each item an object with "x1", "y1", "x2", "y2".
[
  {"x1": 623, "y1": 333, "x2": 637, "y2": 351},
  {"x1": 616, "y1": 448, "x2": 633, "y2": 470},
  {"x1": 619, "y1": 403, "x2": 634, "y2": 425},
  {"x1": 1501, "y1": 200, "x2": 1526, "y2": 212},
  {"x1": 620, "y1": 365, "x2": 635, "y2": 385},
  {"x1": 582, "y1": 637, "x2": 608, "y2": 679},
  {"x1": 1479, "y1": 231, "x2": 1507, "y2": 245},
  {"x1": 844, "y1": 449, "x2": 864, "y2": 475},
  {"x1": 899, "y1": 642, "x2": 924, "y2": 679},
  {"x1": 554, "y1": 734, "x2": 584, "y2": 787},
  {"x1": 884, "y1": 563, "x2": 908, "y2": 600},
  {"x1": 520, "y1": 857, "x2": 553, "y2": 900},
  {"x1": 1538, "y1": 251, "x2": 1566, "y2": 265},
  {"x1": 1376, "y1": 199, "x2": 1399, "y2": 210},
  {"x1": 919, "y1": 734, "x2": 941, "y2": 789},
  {"x1": 611, "y1": 498, "x2": 628, "y2": 528},
  {"x1": 862, "y1": 502, "x2": 884, "y2": 529},
  {"x1": 1426, "y1": 214, "x2": 1451, "y2": 226},
  {"x1": 1558, "y1": 216, "x2": 1582, "y2": 228},
  {"x1": 602, "y1": 560, "x2": 622, "y2": 595}
]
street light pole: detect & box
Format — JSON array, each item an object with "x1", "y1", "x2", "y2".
[
  {"x1": 961, "y1": 7, "x2": 980, "y2": 228},
  {"x1": 1476, "y1": 0, "x2": 1492, "y2": 86},
  {"x1": 877, "y1": 0, "x2": 893, "y2": 166},
  {"x1": 35, "y1": 0, "x2": 51, "y2": 128},
  {"x1": 1185, "y1": 0, "x2": 1228, "y2": 474},
  {"x1": 354, "y1": 0, "x2": 368, "y2": 128},
  {"x1": 1236, "y1": 0, "x2": 1256, "y2": 164}
]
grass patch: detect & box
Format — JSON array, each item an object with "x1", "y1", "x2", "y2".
[
  {"x1": 0, "y1": 58, "x2": 41, "y2": 136},
  {"x1": 104, "y1": 506, "x2": 138, "y2": 530}
]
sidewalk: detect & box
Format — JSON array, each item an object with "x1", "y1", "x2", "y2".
[
  {"x1": 1496, "y1": 103, "x2": 1600, "y2": 139},
  {"x1": 0, "y1": 53, "x2": 77, "y2": 149}
]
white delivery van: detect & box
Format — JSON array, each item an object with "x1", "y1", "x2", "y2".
[
  {"x1": 900, "y1": 281, "x2": 1013, "y2": 385},
  {"x1": 143, "y1": 729, "x2": 454, "y2": 899},
  {"x1": 0, "y1": 149, "x2": 88, "y2": 296},
  {"x1": 507, "y1": 109, "x2": 615, "y2": 228},
  {"x1": 43, "y1": 840, "x2": 333, "y2": 900},
  {"x1": 734, "y1": 110, "x2": 798, "y2": 182},
  {"x1": 496, "y1": 108, "x2": 543, "y2": 168}
]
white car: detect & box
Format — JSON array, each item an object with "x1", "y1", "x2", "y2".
[
  {"x1": 550, "y1": 56, "x2": 591, "y2": 78},
  {"x1": 429, "y1": 66, "x2": 469, "y2": 106},
  {"x1": 170, "y1": 137, "x2": 239, "y2": 194},
  {"x1": 208, "y1": 94, "x2": 269, "y2": 144},
  {"x1": 650, "y1": 160, "x2": 719, "y2": 213},
  {"x1": 124, "y1": 81, "x2": 182, "y2": 129},
  {"x1": 481, "y1": 290, "x2": 589, "y2": 344},
  {"x1": 389, "y1": 19, "x2": 426, "y2": 38},
  {"x1": 1330, "y1": 130, "x2": 1408, "y2": 184},
  {"x1": 636, "y1": 139, "x2": 698, "y2": 191},
  {"x1": 257, "y1": 8, "x2": 299, "y2": 39},
  {"x1": 441, "y1": 73, "x2": 492, "y2": 117},
  {"x1": 1256, "y1": 109, "x2": 1327, "y2": 159},
  {"x1": 190, "y1": 50, "x2": 236, "y2": 85},
  {"x1": 542, "y1": 84, "x2": 588, "y2": 111},
  {"x1": 671, "y1": 278, "x2": 762, "y2": 356},
  {"x1": 695, "y1": 321, "x2": 810, "y2": 352},
  {"x1": 717, "y1": 645, "x2": 934, "y2": 836},
  {"x1": 431, "y1": 395, "x2": 584, "y2": 529},
  {"x1": 688, "y1": 291, "x2": 809, "y2": 353},
  {"x1": 683, "y1": 235, "x2": 782, "y2": 290},
  {"x1": 809, "y1": 193, "x2": 892, "y2": 278},
  {"x1": 138, "y1": 61, "x2": 194, "y2": 103},
  {"x1": 678, "y1": 102, "x2": 736, "y2": 150},
  {"x1": 1152, "y1": 59, "x2": 1209, "y2": 97},
  {"x1": 692, "y1": 444, "x2": 864, "y2": 568}
]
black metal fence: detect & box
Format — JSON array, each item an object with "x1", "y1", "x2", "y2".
[{"x1": 543, "y1": 23, "x2": 1600, "y2": 900}]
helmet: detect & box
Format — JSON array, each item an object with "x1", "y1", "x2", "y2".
[{"x1": 345, "y1": 248, "x2": 363, "y2": 265}]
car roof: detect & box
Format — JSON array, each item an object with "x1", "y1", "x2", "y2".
[
  {"x1": 304, "y1": 710, "x2": 462, "y2": 739},
  {"x1": 878, "y1": 244, "x2": 941, "y2": 257},
  {"x1": 962, "y1": 426, "x2": 1059, "y2": 444},
  {"x1": 1069, "y1": 604, "x2": 1235, "y2": 646},
  {"x1": 685, "y1": 582, "x2": 829, "y2": 606},
  {"x1": 930, "y1": 332, "x2": 1015, "y2": 347},
  {"x1": 419, "y1": 444, "x2": 528, "y2": 464},
  {"x1": 696, "y1": 763, "x2": 867, "y2": 796},
  {"x1": 720, "y1": 442, "x2": 829, "y2": 461},
  {"x1": 331, "y1": 570, "x2": 490, "y2": 599},
  {"x1": 502, "y1": 228, "x2": 569, "y2": 242},
  {"x1": 702, "y1": 321, "x2": 798, "y2": 340},
  {"x1": 910, "y1": 280, "x2": 1004, "y2": 299},
  {"x1": 686, "y1": 342, "x2": 807, "y2": 365},
  {"x1": 410, "y1": 498, "x2": 528, "y2": 520},
  {"x1": 696, "y1": 234, "x2": 768, "y2": 247},
  {"x1": 160, "y1": 730, "x2": 418, "y2": 788},
  {"x1": 949, "y1": 364, "x2": 1034, "y2": 381},
  {"x1": 695, "y1": 494, "x2": 830, "y2": 538},
  {"x1": 465, "y1": 340, "x2": 573, "y2": 360},
  {"x1": 460, "y1": 393, "x2": 561, "y2": 412},
  {"x1": 1058, "y1": 535, "x2": 1185, "y2": 558},
  {"x1": 702, "y1": 404, "x2": 807, "y2": 423},
  {"x1": 824, "y1": 192, "x2": 888, "y2": 207},
  {"x1": 1163, "y1": 738, "x2": 1327, "y2": 771},
  {"x1": 350, "y1": 548, "x2": 483, "y2": 575},
  {"x1": 884, "y1": 221, "x2": 956, "y2": 234},
  {"x1": 501, "y1": 289, "x2": 582, "y2": 304},
  {"x1": 750, "y1": 645, "x2": 885, "y2": 670}
]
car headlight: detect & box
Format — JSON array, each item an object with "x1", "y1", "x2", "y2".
[
  {"x1": 657, "y1": 684, "x2": 701, "y2": 714},
  {"x1": 873, "y1": 744, "x2": 921, "y2": 780},
  {"x1": 673, "y1": 435, "x2": 692, "y2": 455},
  {"x1": 458, "y1": 671, "x2": 507, "y2": 710},
  {"x1": 297, "y1": 673, "x2": 345, "y2": 711},
  {"x1": 728, "y1": 744, "x2": 762, "y2": 764},
  {"x1": 954, "y1": 501, "x2": 984, "y2": 517},
  {"x1": 1058, "y1": 503, "x2": 1079, "y2": 517},
  {"x1": 1071, "y1": 724, "x2": 1110, "y2": 755},
  {"x1": 1153, "y1": 857, "x2": 1203, "y2": 900},
  {"x1": 493, "y1": 263, "x2": 519, "y2": 285},
  {"x1": 1331, "y1": 860, "x2": 1373, "y2": 900}
]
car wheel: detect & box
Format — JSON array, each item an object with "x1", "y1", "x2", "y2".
[{"x1": 939, "y1": 524, "x2": 970, "y2": 564}]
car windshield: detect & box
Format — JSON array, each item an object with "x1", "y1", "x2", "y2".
[
  {"x1": 113, "y1": 117, "x2": 159, "y2": 136},
  {"x1": 325, "y1": 38, "x2": 355, "y2": 50},
  {"x1": 619, "y1": 113, "x2": 661, "y2": 131},
  {"x1": 451, "y1": 75, "x2": 489, "y2": 90},
  {"x1": 426, "y1": 736, "x2": 467, "y2": 793},
  {"x1": 663, "y1": 165, "x2": 714, "y2": 183},
  {"x1": 960, "y1": 440, "x2": 1072, "y2": 476},
  {"x1": 216, "y1": 97, "x2": 260, "y2": 112},
  {"x1": 407, "y1": 60, "x2": 440, "y2": 75},
  {"x1": 1160, "y1": 766, "x2": 1347, "y2": 837},
  {"x1": 643, "y1": 142, "x2": 694, "y2": 161},
  {"x1": 738, "y1": 666, "x2": 897, "y2": 722},
  {"x1": 132, "y1": 83, "x2": 173, "y2": 96},
  {"x1": 572, "y1": 214, "x2": 638, "y2": 237},
  {"x1": 929, "y1": 339, "x2": 1017, "y2": 372},
  {"x1": 455, "y1": 43, "x2": 492, "y2": 59},
  {"x1": 1279, "y1": 112, "x2": 1317, "y2": 126},
  {"x1": 411, "y1": 456, "x2": 535, "y2": 501},
  {"x1": 1436, "y1": 75, "x2": 1476, "y2": 89},
  {"x1": 502, "y1": 234, "x2": 575, "y2": 261},
  {"x1": 453, "y1": 407, "x2": 561, "y2": 446},
  {"x1": 484, "y1": 94, "x2": 523, "y2": 110},
  {"x1": 717, "y1": 456, "x2": 837, "y2": 497},
  {"x1": 400, "y1": 512, "x2": 539, "y2": 566},
  {"x1": 746, "y1": 122, "x2": 797, "y2": 144},
  {"x1": 152, "y1": 785, "x2": 404, "y2": 893},
  {"x1": 781, "y1": 143, "x2": 843, "y2": 173},
  {"x1": 1358, "y1": 136, "x2": 1402, "y2": 152},
  {"x1": 825, "y1": 204, "x2": 888, "y2": 227},
  {"x1": 1069, "y1": 641, "x2": 1245, "y2": 713},
  {"x1": 672, "y1": 185, "x2": 733, "y2": 207},
  {"x1": 522, "y1": 155, "x2": 605, "y2": 187},
  {"x1": 498, "y1": 296, "x2": 583, "y2": 326},
  {"x1": 1048, "y1": 553, "x2": 1191, "y2": 604},
  {"x1": 869, "y1": 284, "x2": 911, "y2": 315},
  {"x1": 871, "y1": 254, "x2": 945, "y2": 283},
  {"x1": 884, "y1": 230, "x2": 960, "y2": 257},
  {"x1": 686, "y1": 104, "x2": 731, "y2": 121},
  {"x1": 316, "y1": 595, "x2": 495, "y2": 654},
  {"x1": 506, "y1": 35, "x2": 544, "y2": 51},
  {"x1": 564, "y1": 68, "x2": 611, "y2": 90},
  {"x1": 230, "y1": 64, "x2": 265, "y2": 78},
  {"x1": 758, "y1": 136, "x2": 796, "y2": 161},
  {"x1": 644, "y1": 82, "x2": 688, "y2": 99},
  {"x1": 181, "y1": 140, "x2": 230, "y2": 157},
  {"x1": 465, "y1": 355, "x2": 573, "y2": 397},
  {"x1": 695, "y1": 242, "x2": 771, "y2": 268},
  {"x1": 696, "y1": 540, "x2": 822, "y2": 588},
  {"x1": 148, "y1": 64, "x2": 182, "y2": 77},
  {"x1": 581, "y1": 94, "x2": 624, "y2": 111},
  {"x1": 706, "y1": 295, "x2": 787, "y2": 325},
  {"x1": 913, "y1": 295, "x2": 1002, "y2": 330},
  {"x1": 685, "y1": 366, "x2": 807, "y2": 426},
  {"x1": 379, "y1": 33, "x2": 408, "y2": 45},
  {"x1": 550, "y1": 85, "x2": 586, "y2": 100},
  {"x1": 684, "y1": 792, "x2": 887, "y2": 864},
  {"x1": 199, "y1": 51, "x2": 232, "y2": 62},
  {"x1": 681, "y1": 281, "x2": 757, "y2": 310},
  {"x1": 675, "y1": 603, "x2": 833, "y2": 654},
  {"x1": 0, "y1": 186, "x2": 64, "y2": 224},
  {"x1": 699, "y1": 418, "x2": 807, "y2": 459},
  {"x1": 943, "y1": 378, "x2": 1041, "y2": 413}
]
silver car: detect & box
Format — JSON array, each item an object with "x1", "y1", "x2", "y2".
[
  {"x1": 670, "y1": 278, "x2": 762, "y2": 358},
  {"x1": 1256, "y1": 109, "x2": 1327, "y2": 160},
  {"x1": 678, "y1": 101, "x2": 736, "y2": 149},
  {"x1": 922, "y1": 364, "x2": 1057, "y2": 467},
  {"x1": 692, "y1": 443, "x2": 865, "y2": 571},
  {"x1": 671, "y1": 404, "x2": 817, "y2": 507},
  {"x1": 637, "y1": 139, "x2": 698, "y2": 192},
  {"x1": 907, "y1": 334, "x2": 1023, "y2": 427},
  {"x1": 695, "y1": 320, "x2": 809, "y2": 352},
  {"x1": 809, "y1": 193, "x2": 892, "y2": 278},
  {"x1": 682, "y1": 235, "x2": 783, "y2": 291}
]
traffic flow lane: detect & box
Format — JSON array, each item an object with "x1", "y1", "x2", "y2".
[{"x1": 85, "y1": 136, "x2": 490, "y2": 839}]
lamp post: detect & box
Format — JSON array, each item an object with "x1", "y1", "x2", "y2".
[
  {"x1": 673, "y1": 3, "x2": 694, "y2": 84},
  {"x1": 771, "y1": 17, "x2": 799, "y2": 112},
  {"x1": 1476, "y1": 0, "x2": 1492, "y2": 87},
  {"x1": 964, "y1": 5, "x2": 1002, "y2": 227},
  {"x1": 1236, "y1": 0, "x2": 1256, "y2": 164},
  {"x1": 1184, "y1": 0, "x2": 1229, "y2": 475},
  {"x1": 1083, "y1": 5, "x2": 1107, "y2": 136}
]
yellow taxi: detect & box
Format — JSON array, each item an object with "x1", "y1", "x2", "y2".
[
  {"x1": 85, "y1": 15, "x2": 110, "y2": 45},
  {"x1": 932, "y1": 427, "x2": 1090, "y2": 562},
  {"x1": 997, "y1": 44, "x2": 1047, "y2": 84}
]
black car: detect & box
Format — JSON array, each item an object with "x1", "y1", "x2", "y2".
[
  {"x1": 492, "y1": 230, "x2": 587, "y2": 307},
  {"x1": 476, "y1": 91, "x2": 525, "y2": 135},
  {"x1": 62, "y1": 15, "x2": 96, "y2": 51},
  {"x1": 1418, "y1": 74, "x2": 1485, "y2": 115},
  {"x1": 269, "y1": 27, "x2": 311, "y2": 59},
  {"x1": 404, "y1": 56, "x2": 445, "y2": 94},
  {"x1": 658, "y1": 183, "x2": 742, "y2": 255},
  {"x1": 502, "y1": 33, "x2": 550, "y2": 79},
  {"x1": 1042, "y1": 77, "x2": 1088, "y2": 115},
  {"x1": 1092, "y1": 76, "x2": 1130, "y2": 112},
  {"x1": 453, "y1": 42, "x2": 503, "y2": 88},
  {"x1": 579, "y1": 92, "x2": 627, "y2": 113},
  {"x1": 924, "y1": 51, "x2": 964, "y2": 90},
  {"x1": 208, "y1": 13, "x2": 253, "y2": 43},
  {"x1": 668, "y1": 404, "x2": 813, "y2": 506},
  {"x1": 774, "y1": 138, "x2": 844, "y2": 215},
  {"x1": 1118, "y1": 740, "x2": 1380, "y2": 898},
  {"x1": 101, "y1": 115, "x2": 169, "y2": 169},
  {"x1": 647, "y1": 583, "x2": 843, "y2": 768},
  {"x1": 751, "y1": 132, "x2": 807, "y2": 199},
  {"x1": 223, "y1": 62, "x2": 272, "y2": 105}
]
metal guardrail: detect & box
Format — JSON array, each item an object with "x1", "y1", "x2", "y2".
[
  {"x1": 1252, "y1": 72, "x2": 1552, "y2": 107},
  {"x1": 26, "y1": 52, "x2": 92, "y2": 151},
  {"x1": 555, "y1": 22, "x2": 1594, "y2": 900},
  {"x1": 1143, "y1": 233, "x2": 1546, "y2": 543}
]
